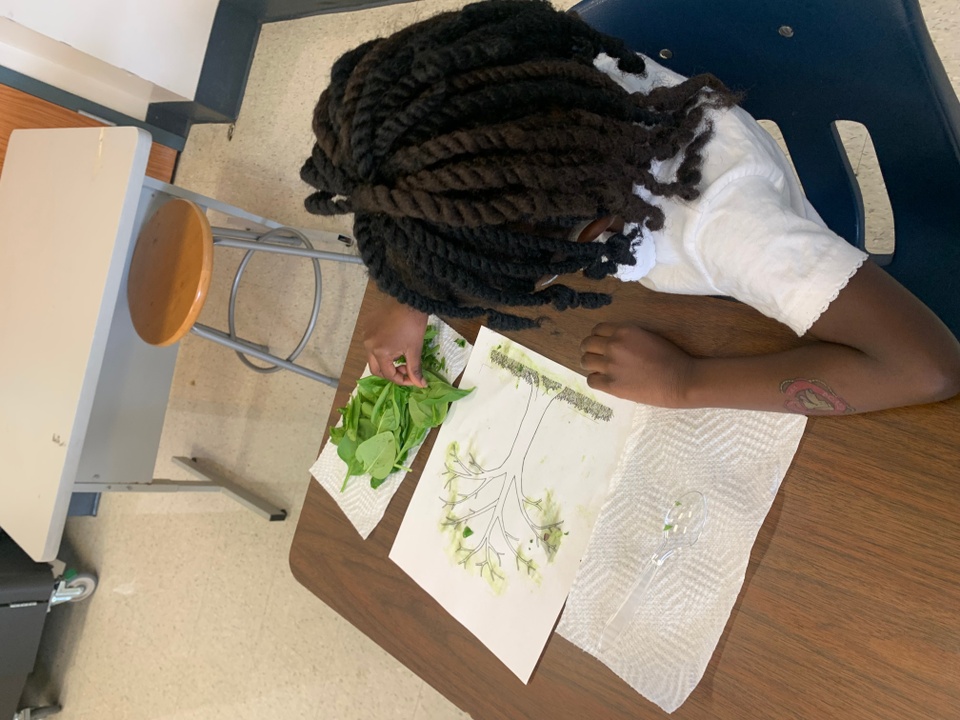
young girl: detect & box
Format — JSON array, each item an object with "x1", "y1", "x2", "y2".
[{"x1": 300, "y1": 0, "x2": 960, "y2": 415}]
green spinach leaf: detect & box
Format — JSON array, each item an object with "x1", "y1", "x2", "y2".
[
  {"x1": 355, "y1": 432, "x2": 397, "y2": 482},
  {"x1": 330, "y1": 325, "x2": 473, "y2": 492}
]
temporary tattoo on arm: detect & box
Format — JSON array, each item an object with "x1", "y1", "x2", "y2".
[{"x1": 779, "y1": 378, "x2": 856, "y2": 415}]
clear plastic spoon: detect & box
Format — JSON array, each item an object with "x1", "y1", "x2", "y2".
[{"x1": 598, "y1": 491, "x2": 707, "y2": 653}]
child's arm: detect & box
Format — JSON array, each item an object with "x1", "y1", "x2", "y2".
[{"x1": 580, "y1": 261, "x2": 960, "y2": 414}]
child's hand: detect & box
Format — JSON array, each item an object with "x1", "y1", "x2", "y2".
[
  {"x1": 579, "y1": 323, "x2": 695, "y2": 407},
  {"x1": 363, "y1": 291, "x2": 430, "y2": 387}
]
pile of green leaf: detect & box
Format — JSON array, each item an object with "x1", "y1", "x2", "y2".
[{"x1": 329, "y1": 326, "x2": 473, "y2": 492}]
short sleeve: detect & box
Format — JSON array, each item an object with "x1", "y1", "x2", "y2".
[{"x1": 693, "y1": 174, "x2": 868, "y2": 336}]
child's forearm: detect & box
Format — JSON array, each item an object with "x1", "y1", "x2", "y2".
[
  {"x1": 581, "y1": 263, "x2": 960, "y2": 414},
  {"x1": 682, "y1": 343, "x2": 954, "y2": 415}
]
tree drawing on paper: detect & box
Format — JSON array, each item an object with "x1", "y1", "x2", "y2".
[{"x1": 440, "y1": 347, "x2": 613, "y2": 590}]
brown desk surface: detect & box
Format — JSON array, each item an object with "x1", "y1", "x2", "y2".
[{"x1": 290, "y1": 275, "x2": 960, "y2": 720}]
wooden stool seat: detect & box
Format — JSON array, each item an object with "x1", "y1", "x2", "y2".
[{"x1": 128, "y1": 199, "x2": 213, "y2": 347}]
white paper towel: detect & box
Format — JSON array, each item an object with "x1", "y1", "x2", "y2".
[
  {"x1": 557, "y1": 405, "x2": 806, "y2": 713},
  {"x1": 310, "y1": 317, "x2": 473, "y2": 538}
]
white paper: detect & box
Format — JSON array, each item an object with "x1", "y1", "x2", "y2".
[
  {"x1": 389, "y1": 327, "x2": 636, "y2": 682},
  {"x1": 310, "y1": 318, "x2": 472, "y2": 538}
]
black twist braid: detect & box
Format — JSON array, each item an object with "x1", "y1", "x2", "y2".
[
  {"x1": 303, "y1": 0, "x2": 737, "y2": 329},
  {"x1": 400, "y1": 217, "x2": 590, "y2": 281}
]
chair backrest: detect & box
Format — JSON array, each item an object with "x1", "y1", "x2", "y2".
[{"x1": 572, "y1": 0, "x2": 960, "y2": 338}]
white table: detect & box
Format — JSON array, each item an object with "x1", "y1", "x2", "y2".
[{"x1": 0, "y1": 127, "x2": 339, "y2": 562}]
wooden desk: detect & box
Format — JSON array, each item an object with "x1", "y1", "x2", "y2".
[{"x1": 289, "y1": 276, "x2": 960, "y2": 720}]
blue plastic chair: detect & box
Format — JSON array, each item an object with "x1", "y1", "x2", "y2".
[{"x1": 571, "y1": 0, "x2": 960, "y2": 338}]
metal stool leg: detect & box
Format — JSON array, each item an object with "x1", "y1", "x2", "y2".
[
  {"x1": 204, "y1": 226, "x2": 364, "y2": 385},
  {"x1": 191, "y1": 324, "x2": 339, "y2": 386}
]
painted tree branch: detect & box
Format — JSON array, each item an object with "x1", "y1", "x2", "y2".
[{"x1": 440, "y1": 348, "x2": 613, "y2": 588}]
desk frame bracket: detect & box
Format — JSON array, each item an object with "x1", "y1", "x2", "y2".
[{"x1": 73, "y1": 456, "x2": 287, "y2": 522}]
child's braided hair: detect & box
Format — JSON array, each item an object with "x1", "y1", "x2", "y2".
[{"x1": 302, "y1": 0, "x2": 736, "y2": 329}]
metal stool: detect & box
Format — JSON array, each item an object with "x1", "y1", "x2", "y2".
[{"x1": 127, "y1": 198, "x2": 363, "y2": 386}]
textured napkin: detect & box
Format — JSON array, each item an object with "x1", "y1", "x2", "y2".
[
  {"x1": 557, "y1": 405, "x2": 806, "y2": 713},
  {"x1": 310, "y1": 317, "x2": 473, "y2": 538}
]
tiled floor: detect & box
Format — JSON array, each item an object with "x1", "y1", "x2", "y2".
[{"x1": 24, "y1": 0, "x2": 959, "y2": 718}]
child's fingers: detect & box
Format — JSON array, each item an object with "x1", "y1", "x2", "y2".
[
  {"x1": 580, "y1": 335, "x2": 610, "y2": 356},
  {"x1": 392, "y1": 364, "x2": 413, "y2": 385},
  {"x1": 373, "y1": 351, "x2": 406, "y2": 384},
  {"x1": 392, "y1": 364, "x2": 423, "y2": 387},
  {"x1": 589, "y1": 322, "x2": 619, "y2": 338},
  {"x1": 403, "y1": 351, "x2": 427, "y2": 387},
  {"x1": 586, "y1": 372, "x2": 612, "y2": 392},
  {"x1": 580, "y1": 352, "x2": 609, "y2": 373}
]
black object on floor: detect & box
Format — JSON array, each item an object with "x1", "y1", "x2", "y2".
[{"x1": 0, "y1": 532, "x2": 53, "y2": 720}]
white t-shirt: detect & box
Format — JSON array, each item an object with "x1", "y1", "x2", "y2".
[{"x1": 595, "y1": 54, "x2": 868, "y2": 336}]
